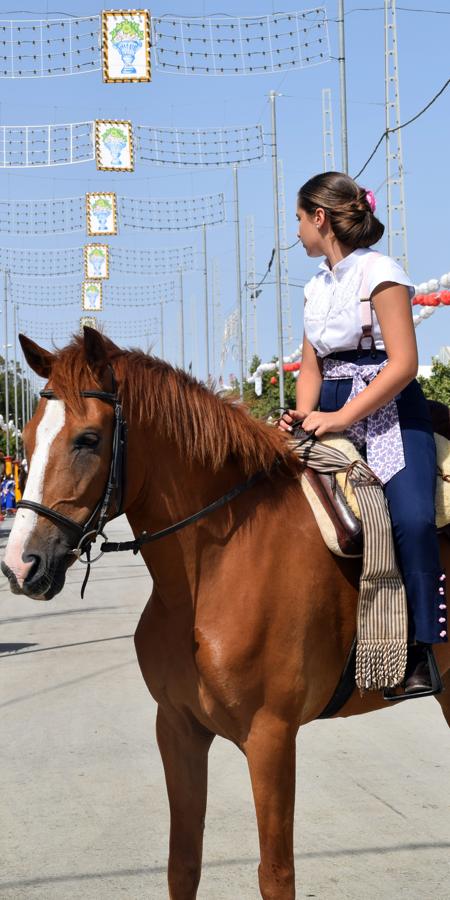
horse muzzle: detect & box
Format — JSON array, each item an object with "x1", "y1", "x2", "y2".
[{"x1": 1, "y1": 550, "x2": 69, "y2": 601}]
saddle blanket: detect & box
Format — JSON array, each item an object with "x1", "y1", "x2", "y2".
[{"x1": 302, "y1": 432, "x2": 450, "y2": 558}]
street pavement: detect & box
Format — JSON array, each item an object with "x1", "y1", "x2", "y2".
[{"x1": 0, "y1": 515, "x2": 449, "y2": 900}]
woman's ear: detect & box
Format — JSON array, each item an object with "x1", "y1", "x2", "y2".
[{"x1": 314, "y1": 207, "x2": 327, "y2": 229}]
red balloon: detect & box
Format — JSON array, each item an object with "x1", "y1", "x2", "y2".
[{"x1": 270, "y1": 376, "x2": 277, "y2": 385}]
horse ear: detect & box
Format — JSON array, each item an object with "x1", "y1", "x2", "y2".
[
  {"x1": 83, "y1": 326, "x2": 110, "y2": 374},
  {"x1": 19, "y1": 334, "x2": 55, "y2": 379}
]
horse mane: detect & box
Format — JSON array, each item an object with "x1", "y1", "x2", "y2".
[{"x1": 49, "y1": 336, "x2": 302, "y2": 477}]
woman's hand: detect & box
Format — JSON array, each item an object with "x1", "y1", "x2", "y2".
[
  {"x1": 278, "y1": 409, "x2": 309, "y2": 432},
  {"x1": 301, "y1": 409, "x2": 350, "y2": 437}
]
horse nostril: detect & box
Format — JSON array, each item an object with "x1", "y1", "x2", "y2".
[{"x1": 23, "y1": 554, "x2": 42, "y2": 584}]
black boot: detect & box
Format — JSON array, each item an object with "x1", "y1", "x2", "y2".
[{"x1": 405, "y1": 643, "x2": 432, "y2": 694}]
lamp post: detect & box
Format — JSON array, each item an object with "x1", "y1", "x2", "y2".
[
  {"x1": 3, "y1": 270, "x2": 10, "y2": 455},
  {"x1": 203, "y1": 224, "x2": 210, "y2": 383},
  {"x1": 179, "y1": 268, "x2": 185, "y2": 370},
  {"x1": 269, "y1": 90, "x2": 285, "y2": 409},
  {"x1": 232, "y1": 165, "x2": 244, "y2": 400}
]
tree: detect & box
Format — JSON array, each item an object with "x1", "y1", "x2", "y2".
[
  {"x1": 0, "y1": 361, "x2": 38, "y2": 456},
  {"x1": 417, "y1": 359, "x2": 450, "y2": 406},
  {"x1": 224, "y1": 356, "x2": 297, "y2": 419}
]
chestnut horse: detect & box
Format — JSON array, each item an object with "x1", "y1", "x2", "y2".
[{"x1": 3, "y1": 328, "x2": 450, "y2": 900}]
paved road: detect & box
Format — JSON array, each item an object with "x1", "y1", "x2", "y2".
[{"x1": 0, "y1": 516, "x2": 449, "y2": 899}]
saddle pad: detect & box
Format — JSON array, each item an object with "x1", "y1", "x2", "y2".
[{"x1": 319, "y1": 432, "x2": 450, "y2": 530}]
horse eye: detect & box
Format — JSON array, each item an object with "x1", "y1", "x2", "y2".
[{"x1": 74, "y1": 432, "x2": 100, "y2": 450}]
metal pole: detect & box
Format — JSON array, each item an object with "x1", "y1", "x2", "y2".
[
  {"x1": 269, "y1": 90, "x2": 285, "y2": 409},
  {"x1": 203, "y1": 224, "x2": 210, "y2": 383},
  {"x1": 160, "y1": 300, "x2": 165, "y2": 359},
  {"x1": 12, "y1": 302, "x2": 19, "y2": 459},
  {"x1": 26, "y1": 368, "x2": 31, "y2": 422},
  {"x1": 179, "y1": 268, "x2": 185, "y2": 370},
  {"x1": 233, "y1": 165, "x2": 245, "y2": 400},
  {"x1": 21, "y1": 350, "x2": 25, "y2": 430},
  {"x1": 337, "y1": 0, "x2": 349, "y2": 173},
  {"x1": 191, "y1": 295, "x2": 198, "y2": 377},
  {"x1": 3, "y1": 270, "x2": 10, "y2": 455}
]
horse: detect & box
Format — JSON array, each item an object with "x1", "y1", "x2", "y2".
[{"x1": 2, "y1": 327, "x2": 450, "y2": 900}]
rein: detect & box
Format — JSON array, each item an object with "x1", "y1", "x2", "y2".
[{"x1": 17, "y1": 374, "x2": 266, "y2": 597}]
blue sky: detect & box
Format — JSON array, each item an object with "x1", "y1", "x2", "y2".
[{"x1": 0, "y1": 0, "x2": 449, "y2": 381}]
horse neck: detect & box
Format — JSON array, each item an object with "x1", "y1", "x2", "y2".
[{"x1": 124, "y1": 422, "x2": 247, "y2": 596}]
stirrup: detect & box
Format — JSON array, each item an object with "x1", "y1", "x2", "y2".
[{"x1": 383, "y1": 647, "x2": 444, "y2": 702}]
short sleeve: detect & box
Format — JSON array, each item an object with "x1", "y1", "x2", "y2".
[{"x1": 366, "y1": 254, "x2": 415, "y2": 301}]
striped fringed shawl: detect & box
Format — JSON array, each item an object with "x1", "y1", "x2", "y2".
[{"x1": 290, "y1": 429, "x2": 408, "y2": 692}]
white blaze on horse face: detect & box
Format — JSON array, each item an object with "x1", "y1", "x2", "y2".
[{"x1": 4, "y1": 400, "x2": 66, "y2": 587}]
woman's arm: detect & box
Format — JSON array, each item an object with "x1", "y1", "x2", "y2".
[
  {"x1": 278, "y1": 332, "x2": 323, "y2": 432},
  {"x1": 301, "y1": 282, "x2": 418, "y2": 436}
]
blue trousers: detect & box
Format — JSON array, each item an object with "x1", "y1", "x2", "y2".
[{"x1": 320, "y1": 350, "x2": 448, "y2": 645}]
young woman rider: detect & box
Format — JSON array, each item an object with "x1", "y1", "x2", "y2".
[{"x1": 279, "y1": 171, "x2": 447, "y2": 693}]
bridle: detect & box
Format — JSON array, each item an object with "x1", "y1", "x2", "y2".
[
  {"x1": 17, "y1": 369, "x2": 127, "y2": 595},
  {"x1": 16, "y1": 368, "x2": 266, "y2": 597}
]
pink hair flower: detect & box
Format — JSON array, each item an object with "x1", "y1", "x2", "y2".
[{"x1": 365, "y1": 189, "x2": 377, "y2": 213}]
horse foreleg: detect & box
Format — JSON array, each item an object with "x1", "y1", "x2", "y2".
[
  {"x1": 156, "y1": 705, "x2": 214, "y2": 900},
  {"x1": 245, "y1": 714, "x2": 297, "y2": 900}
]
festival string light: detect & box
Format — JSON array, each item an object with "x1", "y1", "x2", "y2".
[
  {"x1": 0, "y1": 120, "x2": 263, "y2": 168},
  {"x1": 0, "y1": 244, "x2": 197, "y2": 276},
  {"x1": 0, "y1": 196, "x2": 84, "y2": 235},
  {"x1": 152, "y1": 8, "x2": 330, "y2": 76},
  {"x1": 120, "y1": 192, "x2": 225, "y2": 231},
  {"x1": 0, "y1": 246, "x2": 82, "y2": 276},
  {"x1": 0, "y1": 16, "x2": 101, "y2": 78},
  {"x1": 111, "y1": 245, "x2": 197, "y2": 274},
  {"x1": 20, "y1": 318, "x2": 161, "y2": 342},
  {"x1": 0, "y1": 9, "x2": 329, "y2": 80},
  {"x1": 0, "y1": 122, "x2": 94, "y2": 167},
  {"x1": 10, "y1": 280, "x2": 177, "y2": 306},
  {"x1": 136, "y1": 123, "x2": 264, "y2": 167},
  {"x1": 0, "y1": 192, "x2": 225, "y2": 234}
]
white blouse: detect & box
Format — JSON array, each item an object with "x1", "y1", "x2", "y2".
[{"x1": 303, "y1": 248, "x2": 414, "y2": 358}]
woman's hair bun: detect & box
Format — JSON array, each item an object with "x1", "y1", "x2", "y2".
[{"x1": 298, "y1": 171, "x2": 384, "y2": 248}]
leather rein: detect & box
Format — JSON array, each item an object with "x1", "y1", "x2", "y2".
[{"x1": 17, "y1": 373, "x2": 265, "y2": 597}]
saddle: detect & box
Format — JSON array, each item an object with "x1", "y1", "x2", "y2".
[{"x1": 302, "y1": 399, "x2": 450, "y2": 557}]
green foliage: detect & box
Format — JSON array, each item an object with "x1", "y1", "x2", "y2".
[
  {"x1": 243, "y1": 369, "x2": 297, "y2": 419},
  {"x1": 248, "y1": 354, "x2": 261, "y2": 376},
  {"x1": 102, "y1": 126, "x2": 128, "y2": 143},
  {"x1": 0, "y1": 432, "x2": 19, "y2": 456},
  {"x1": 0, "y1": 364, "x2": 37, "y2": 456},
  {"x1": 92, "y1": 196, "x2": 112, "y2": 210},
  {"x1": 417, "y1": 359, "x2": 450, "y2": 405},
  {"x1": 225, "y1": 367, "x2": 297, "y2": 420},
  {"x1": 89, "y1": 247, "x2": 105, "y2": 258},
  {"x1": 111, "y1": 19, "x2": 144, "y2": 42}
]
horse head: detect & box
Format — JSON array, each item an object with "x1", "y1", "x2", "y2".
[{"x1": 2, "y1": 328, "x2": 118, "y2": 600}]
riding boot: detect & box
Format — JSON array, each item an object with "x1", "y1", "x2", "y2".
[{"x1": 404, "y1": 643, "x2": 432, "y2": 693}]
